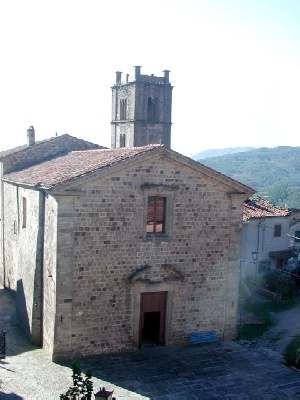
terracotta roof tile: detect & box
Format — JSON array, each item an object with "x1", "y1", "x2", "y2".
[
  {"x1": 243, "y1": 196, "x2": 291, "y2": 222},
  {"x1": 0, "y1": 134, "x2": 104, "y2": 160},
  {"x1": 4, "y1": 144, "x2": 163, "y2": 188}
]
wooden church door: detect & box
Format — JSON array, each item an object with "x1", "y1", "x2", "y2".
[{"x1": 139, "y1": 292, "x2": 167, "y2": 347}]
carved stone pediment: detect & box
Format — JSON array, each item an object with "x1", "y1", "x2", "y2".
[{"x1": 128, "y1": 264, "x2": 183, "y2": 284}]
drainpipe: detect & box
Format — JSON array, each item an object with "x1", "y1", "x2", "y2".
[
  {"x1": 256, "y1": 219, "x2": 265, "y2": 275},
  {"x1": 0, "y1": 162, "x2": 4, "y2": 286}
]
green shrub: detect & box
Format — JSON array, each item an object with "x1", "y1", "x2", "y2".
[
  {"x1": 60, "y1": 360, "x2": 93, "y2": 399},
  {"x1": 263, "y1": 269, "x2": 291, "y2": 298},
  {"x1": 284, "y1": 334, "x2": 300, "y2": 369},
  {"x1": 245, "y1": 275, "x2": 263, "y2": 287}
]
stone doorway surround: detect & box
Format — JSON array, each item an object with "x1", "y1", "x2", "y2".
[{"x1": 128, "y1": 264, "x2": 183, "y2": 349}]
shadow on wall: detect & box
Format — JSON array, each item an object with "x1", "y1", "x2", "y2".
[
  {"x1": 0, "y1": 391, "x2": 23, "y2": 399},
  {"x1": 16, "y1": 279, "x2": 31, "y2": 342},
  {"x1": 0, "y1": 287, "x2": 39, "y2": 358}
]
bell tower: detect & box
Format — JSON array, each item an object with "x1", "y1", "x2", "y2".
[{"x1": 111, "y1": 66, "x2": 173, "y2": 148}]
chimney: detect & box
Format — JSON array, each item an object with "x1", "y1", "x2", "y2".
[
  {"x1": 163, "y1": 70, "x2": 170, "y2": 84},
  {"x1": 115, "y1": 71, "x2": 122, "y2": 84},
  {"x1": 27, "y1": 126, "x2": 35, "y2": 146},
  {"x1": 134, "y1": 66, "x2": 141, "y2": 80}
]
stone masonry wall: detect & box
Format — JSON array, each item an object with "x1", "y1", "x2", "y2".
[
  {"x1": 3, "y1": 183, "x2": 19, "y2": 292},
  {"x1": 223, "y1": 194, "x2": 245, "y2": 340},
  {"x1": 43, "y1": 195, "x2": 58, "y2": 357},
  {"x1": 52, "y1": 154, "x2": 245, "y2": 360},
  {"x1": 111, "y1": 84, "x2": 135, "y2": 148},
  {"x1": 3, "y1": 183, "x2": 43, "y2": 343},
  {"x1": 134, "y1": 82, "x2": 172, "y2": 148},
  {"x1": 111, "y1": 79, "x2": 172, "y2": 149}
]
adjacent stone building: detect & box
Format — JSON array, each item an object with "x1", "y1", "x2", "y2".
[
  {"x1": 1, "y1": 138, "x2": 254, "y2": 360},
  {"x1": 241, "y1": 196, "x2": 300, "y2": 276},
  {"x1": 241, "y1": 196, "x2": 294, "y2": 276}
]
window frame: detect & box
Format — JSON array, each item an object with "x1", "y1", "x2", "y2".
[
  {"x1": 258, "y1": 259, "x2": 271, "y2": 274},
  {"x1": 146, "y1": 196, "x2": 166, "y2": 234},
  {"x1": 120, "y1": 133, "x2": 126, "y2": 147},
  {"x1": 120, "y1": 98, "x2": 127, "y2": 120},
  {"x1": 274, "y1": 224, "x2": 282, "y2": 237},
  {"x1": 142, "y1": 186, "x2": 175, "y2": 240}
]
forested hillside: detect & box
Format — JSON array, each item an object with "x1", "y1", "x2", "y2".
[
  {"x1": 192, "y1": 147, "x2": 255, "y2": 160},
  {"x1": 196, "y1": 146, "x2": 300, "y2": 208}
]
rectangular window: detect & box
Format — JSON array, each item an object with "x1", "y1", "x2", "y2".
[
  {"x1": 142, "y1": 185, "x2": 176, "y2": 240},
  {"x1": 120, "y1": 99, "x2": 127, "y2": 120},
  {"x1": 258, "y1": 260, "x2": 271, "y2": 274},
  {"x1": 120, "y1": 133, "x2": 126, "y2": 147},
  {"x1": 274, "y1": 224, "x2": 281, "y2": 237},
  {"x1": 147, "y1": 196, "x2": 166, "y2": 234}
]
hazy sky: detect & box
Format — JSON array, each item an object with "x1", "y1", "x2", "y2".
[{"x1": 1, "y1": 0, "x2": 299, "y2": 157}]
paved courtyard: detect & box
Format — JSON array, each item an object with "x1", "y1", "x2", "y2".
[{"x1": 1, "y1": 288, "x2": 300, "y2": 399}]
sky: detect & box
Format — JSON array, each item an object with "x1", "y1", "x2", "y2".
[{"x1": 1, "y1": 0, "x2": 300, "y2": 157}]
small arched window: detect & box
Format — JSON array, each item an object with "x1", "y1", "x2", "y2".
[
  {"x1": 147, "y1": 97, "x2": 154, "y2": 122},
  {"x1": 120, "y1": 99, "x2": 127, "y2": 120}
]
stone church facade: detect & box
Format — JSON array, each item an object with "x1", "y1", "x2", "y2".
[{"x1": 0, "y1": 68, "x2": 254, "y2": 360}]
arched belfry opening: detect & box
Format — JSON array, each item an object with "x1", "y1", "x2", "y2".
[
  {"x1": 147, "y1": 97, "x2": 155, "y2": 122},
  {"x1": 111, "y1": 66, "x2": 173, "y2": 149}
]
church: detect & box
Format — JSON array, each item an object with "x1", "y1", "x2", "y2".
[{"x1": 0, "y1": 67, "x2": 254, "y2": 360}]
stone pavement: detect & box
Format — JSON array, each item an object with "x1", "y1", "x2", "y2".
[{"x1": 1, "y1": 288, "x2": 300, "y2": 399}]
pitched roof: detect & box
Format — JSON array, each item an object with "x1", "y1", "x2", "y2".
[
  {"x1": 0, "y1": 134, "x2": 103, "y2": 160},
  {"x1": 3, "y1": 145, "x2": 163, "y2": 188},
  {"x1": 3, "y1": 143, "x2": 255, "y2": 197},
  {"x1": 0, "y1": 144, "x2": 29, "y2": 159},
  {"x1": 243, "y1": 196, "x2": 291, "y2": 222},
  {"x1": 0, "y1": 134, "x2": 105, "y2": 175}
]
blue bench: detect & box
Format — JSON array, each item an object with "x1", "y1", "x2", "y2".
[{"x1": 189, "y1": 330, "x2": 220, "y2": 345}]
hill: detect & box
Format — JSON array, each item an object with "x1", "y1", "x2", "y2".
[
  {"x1": 192, "y1": 147, "x2": 255, "y2": 160},
  {"x1": 196, "y1": 146, "x2": 300, "y2": 208}
]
